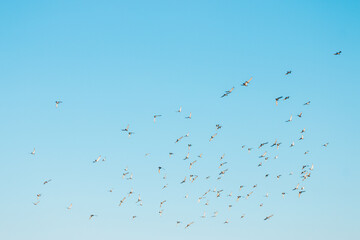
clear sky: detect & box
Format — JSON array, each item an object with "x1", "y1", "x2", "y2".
[{"x1": 0, "y1": 1, "x2": 359, "y2": 239}]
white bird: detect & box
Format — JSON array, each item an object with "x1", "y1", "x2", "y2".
[
  {"x1": 177, "y1": 106, "x2": 182, "y2": 113},
  {"x1": 93, "y1": 155, "x2": 101, "y2": 163},
  {"x1": 30, "y1": 148, "x2": 35, "y2": 155},
  {"x1": 242, "y1": 77, "x2": 253, "y2": 87},
  {"x1": 185, "y1": 112, "x2": 192, "y2": 119},
  {"x1": 286, "y1": 115, "x2": 293, "y2": 122}
]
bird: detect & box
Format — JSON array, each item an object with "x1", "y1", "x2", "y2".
[
  {"x1": 30, "y1": 148, "x2": 35, "y2": 155},
  {"x1": 216, "y1": 124, "x2": 222, "y2": 130},
  {"x1": 299, "y1": 191, "x2": 306, "y2": 198},
  {"x1": 33, "y1": 201, "x2": 40, "y2": 205},
  {"x1": 323, "y1": 142, "x2": 329, "y2": 147},
  {"x1": 128, "y1": 132, "x2": 135, "y2": 137},
  {"x1": 185, "y1": 112, "x2": 192, "y2": 119},
  {"x1": 285, "y1": 71, "x2": 292, "y2": 75},
  {"x1": 293, "y1": 183, "x2": 299, "y2": 191},
  {"x1": 89, "y1": 214, "x2": 97, "y2": 220},
  {"x1": 264, "y1": 214, "x2": 274, "y2": 220},
  {"x1": 122, "y1": 124, "x2": 130, "y2": 132},
  {"x1": 259, "y1": 142, "x2": 268, "y2": 148},
  {"x1": 242, "y1": 77, "x2": 253, "y2": 87},
  {"x1": 299, "y1": 135, "x2": 304, "y2": 140},
  {"x1": 158, "y1": 167, "x2": 163, "y2": 174},
  {"x1": 177, "y1": 106, "x2": 182, "y2": 113},
  {"x1": 119, "y1": 197, "x2": 126, "y2": 206},
  {"x1": 43, "y1": 179, "x2": 52, "y2": 185},
  {"x1": 304, "y1": 101, "x2": 311, "y2": 105},
  {"x1": 209, "y1": 133, "x2": 217, "y2": 142},
  {"x1": 185, "y1": 222, "x2": 194, "y2": 229},
  {"x1": 297, "y1": 112, "x2": 302, "y2": 117},
  {"x1": 275, "y1": 96, "x2": 283, "y2": 105},
  {"x1": 221, "y1": 87, "x2": 235, "y2": 98},
  {"x1": 93, "y1": 155, "x2": 101, "y2": 163},
  {"x1": 284, "y1": 96, "x2": 290, "y2": 101},
  {"x1": 334, "y1": 51, "x2": 342, "y2": 55},
  {"x1": 153, "y1": 114, "x2": 162, "y2": 123},
  {"x1": 67, "y1": 203, "x2": 72, "y2": 210},
  {"x1": 55, "y1": 101, "x2": 62, "y2": 108},
  {"x1": 286, "y1": 115, "x2": 293, "y2": 122},
  {"x1": 175, "y1": 136, "x2": 184, "y2": 143},
  {"x1": 290, "y1": 142, "x2": 295, "y2": 147},
  {"x1": 189, "y1": 160, "x2": 197, "y2": 169}
]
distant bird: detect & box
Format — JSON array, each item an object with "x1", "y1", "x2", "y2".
[
  {"x1": 323, "y1": 142, "x2": 329, "y2": 147},
  {"x1": 290, "y1": 142, "x2": 295, "y2": 147},
  {"x1": 93, "y1": 155, "x2": 101, "y2": 163},
  {"x1": 299, "y1": 135, "x2": 304, "y2": 140},
  {"x1": 189, "y1": 160, "x2": 197, "y2": 169},
  {"x1": 297, "y1": 112, "x2": 302, "y2": 118},
  {"x1": 43, "y1": 179, "x2": 52, "y2": 185},
  {"x1": 122, "y1": 124, "x2": 130, "y2": 132},
  {"x1": 301, "y1": 128, "x2": 306, "y2": 133},
  {"x1": 128, "y1": 132, "x2": 135, "y2": 137},
  {"x1": 185, "y1": 222, "x2": 194, "y2": 229},
  {"x1": 334, "y1": 51, "x2": 342, "y2": 55},
  {"x1": 153, "y1": 114, "x2": 162, "y2": 123},
  {"x1": 67, "y1": 203, "x2": 72, "y2": 210},
  {"x1": 30, "y1": 148, "x2": 35, "y2": 155},
  {"x1": 221, "y1": 87, "x2": 235, "y2": 98},
  {"x1": 264, "y1": 214, "x2": 274, "y2": 220},
  {"x1": 242, "y1": 77, "x2": 253, "y2": 87},
  {"x1": 284, "y1": 96, "x2": 290, "y2": 101},
  {"x1": 258, "y1": 142, "x2": 268, "y2": 148},
  {"x1": 209, "y1": 133, "x2": 217, "y2": 142},
  {"x1": 286, "y1": 115, "x2": 293, "y2": 122},
  {"x1": 89, "y1": 214, "x2": 97, "y2": 220},
  {"x1": 299, "y1": 191, "x2": 306, "y2": 198},
  {"x1": 180, "y1": 177, "x2": 186, "y2": 184},
  {"x1": 216, "y1": 124, "x2": 222, "y2": 130},
  {"x1": 293, "y1": 183, "x2": 299, "y2": 191},
  {"x1": 275, "y1": 96, "x2": 283, "y2": 105},
  {"x1": 285, "y1": 71, "x2": 292, "y2": 75},
  {"x1": 177, "y1": 106, "x2": 182, "y2": 113},
  {"x1": 304, "y1": 101, "x2": 311, "y2": 105},
  {"x1": 169, "y1": 152, "x2": 174, "y2": 157},
  {"x1": 175, "y1": 136, "x2": 184, "y2": 143},
  {"x1": 55, "y1": 101, "x2": 62, "y2": 108},
  {"x1": 185, "y1": 112, "x2": 192, "y2": 119},
  {"x1": 118, "y1": 197, "x2": 126, "y2": 206},
  {"x1": 33, "y1": 201, "x2": 40, "y2": 206},
  {"x1": 158, "y1": 167, "x2": 163, "y2": 174}
]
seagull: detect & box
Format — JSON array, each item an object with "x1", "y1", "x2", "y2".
[
  {"x1": 299, "y1": 135, "x2": 304, "y2": 140},
  {"x1": 264, "y1": 214, "x2": 274, "y2": 220},
  {"x1": 271, "y1": 140, "x2": 277, "y2": 147},
  {"x1": 299, "y1": 190, "x2": 306, "y2": 198},
  {"x1": 185, "y1": 222, "x2": 194, "y2": 229},
  {"x1": 209, "y1": 133, "x2": 217, "y2": 142},
  {"x1": 216, "y1": 124, "x2": 222, "y2": 130},
  {"x1": 286, "y1": 115, "x2": 293, "y2": 122},
  {"x1": 285, "y1": 71, "x2": 292, "y2": 75},
  {"x1": 36, "y1": 194, "x2": 41, "y2": 199},
  {"x1": 284, "y1": 96, "x2": 290, "y2": 101},
  {"x1": 258, "y1": 142, "x2": 268, "y2": 148},
  {"x1": 55, "y1": 101, "x2": 62, "y2": 108},
  {"x1": 43, "y1": 179, "x2": 52, "y2": 185},
  {"x1": 293, "y1": 183, "x2": 299, "y2": 191},
  {"x1": 180, "y1": 177, "x2": 186, "y2": 184},
  {"x1": 67, "y1": 203, "x2": 72, "y2": 210},
  {"x1": 198, "y1": 153, "x2": 203, "y2": 158},
  {"x1": 153, "y1": 114, "x2": 162, "y2": 123},
  {"x1": 93, "y1": 155, "x2": 101, "y2": 163},
  {"x1": 334, "y1": 51, "x2": 342, "y2": 55},
  {"x1": 136, "y1": 195, "x2": 142, "y2": 203},
  {"x1": 33, "y1": 201, "x2": 40, "y2": 205},
  {"x1": 169, "y1": 152, "x2": 174, "y2": 157},
  {"x1": 301, "y1": 128, "x2": 306, "y2": 133},
  {"x1": 30, "y1": 148, "x2": 35, "y2": 155},
  {"x1": 290, "y1": 142, "x2": 295, "y2": 147},
  {"x1": 224, "y1": 220, "x2": 229, "y2": 224},
  {"x1": 89, "y1": 214, "x2": 97, "y2": 220},
  {"x1": 323, "y1": 142, "x2": 329, "y2": 147},
  {"x1": 297, "y1": 112, "x2": 302, "y2": 118},
  {"x1": 304, "y1": 101, "x2": 311, "y2": 105},
  {"x1": 241, "y1": 77, "x2": 253, "y2": 87},
  {"x1": 119, "y1": 197, "x2": 126, "y2": 206},
  {"x1": 221, "y1": 87, "x2": 235, "y2": 98},
  {"x1": 189, "y1": 160, "x2": 197, "y2": 169},
  {"x1": 122, "y1": 124, "x2": 130, "y2": 132},
  {"x1": 259, "y1": 152, "x2": 267, "y2": 158},
  {"x1": 185, "y1": 112, "x2": 192, "y2": 119},
  {"x1": 275, "y1": 96, "x2": 283, "y2": 105},
  {"x1": 175, "y1": 136, "x2": 184, "y2": 143},
  {"x1": 128, "y1": 132, "x2": 135, "y2": 137},
  {"x1": 177, "y1": 106, "x2": 182, "y2": 113},
  {"x1": 158, "y1": 167, "x2": 163, "y2": 174}
]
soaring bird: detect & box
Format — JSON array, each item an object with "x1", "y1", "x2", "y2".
[
  {"x1": 275, "y1": 96, "x2": 283, "y2": 105},
  {"x1": 55, "y1": 101, "x2": 62, "y2": 108},
  {"x1": 297, "y1": 112, "x2": 303, "y2": 118},
  {"x1": 118, "y1": 197, "x2": 126, "y2": 206},
  {"x1": 185, "y1": 222, "x2": 194, "y2": 229},
  {"x1": 242, "y1": 77, "x2": 253, "y2": 87},
  {"x1": 286, "y1": 115, "x2": 293, "y2": 122},
  {"x1": 334, "y1": 51, "x2": 342, "y2": 55},
  {"x1": 30, "y1": 148, "x2": 35, "y2": 155},
  {"x1": 304, "y1": 101, "x2": 311, "y2": 105},
  {"x1": 209, "y1": 133, "x2": 217, "y2": 142},
  {"x1": 89, "y1": 214, "x2": 97, "y2": 220},
  {"x1": 33, "y1": 201, "x2": 40, "y2": 206},
  {"x1": 264, "y1": 214, "x2": 274, "y2": 220},
  {"x1": 43, "y1": 179, "x2": 52, "y2": 185},
  {"x1": 93, "y1": 155, "x2": 101, "y2": 163},
  {"x1": 153, "y1": 114, "x2": 162, "y2": 123},
  {"x1": 285, "y1": 71, "x2": 292, "y2": 75},
  {"x1": 185, "y1": 112, "x2": 192, "y2": 119},
  {"x1": 177, "y1": 106, "x2": 182, "y2": 113},
  {"x1": 67, "y1": 203, "x2": 72, "y2": 210},
  {"x1": 221, "y1": 87, "x2": 235, "y2": 98},
  {"x1": 323, "y1": 142, "x2": 329, "y2": 147},
  {"x1": 122, "y1": 124, "x2": 130, "y2": 132}
]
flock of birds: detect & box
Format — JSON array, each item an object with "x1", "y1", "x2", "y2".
[{"x1": 30, "y1": 51, "x2": 340, "y2": 229}]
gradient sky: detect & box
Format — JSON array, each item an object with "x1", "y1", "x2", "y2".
[{"x1": 0, "y1": 1, "x2": 359, "y2": 240}]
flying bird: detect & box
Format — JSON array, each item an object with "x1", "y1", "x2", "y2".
[
  {"x1": 242, "y1": 77, "x2": 253, "y2": 87},
  {"x1": 55, "y1": 101, "x2": 62, "y2": 108}
]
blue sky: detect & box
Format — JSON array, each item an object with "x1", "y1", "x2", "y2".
[{"x1": 0, "y1": 1, "x2": 359, "y2": 239}]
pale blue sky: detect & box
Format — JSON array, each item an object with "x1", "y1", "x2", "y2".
[{"x1": 0, "y1": 1, "x2": 359, "y2": 239}]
